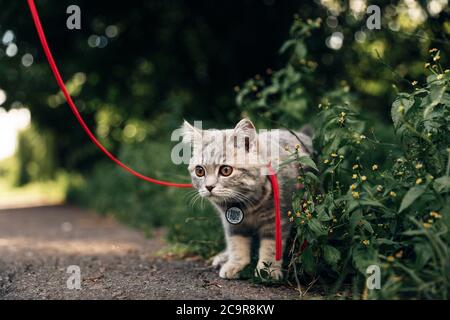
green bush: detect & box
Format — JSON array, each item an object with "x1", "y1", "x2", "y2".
[
  {"x1": 237, "y1": 19, "x2": 449, "y2": 299},
  {"x1": 14, "y1": 125, "x2": 56, "y2": 186}
]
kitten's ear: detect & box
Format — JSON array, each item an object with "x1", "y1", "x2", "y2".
[
  {"x1": 232, "y1": 118, "x2": 256, "y2": 152},
  {"x1": 181, "y1": 120, "x2": 202, "y2": 144}
]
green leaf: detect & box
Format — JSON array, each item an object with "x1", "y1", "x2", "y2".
[
  {"x1": 308, "y1": 218, "x2": 327, "y2": 236},
  {"x1": 301, "y1": 246, "x2": 316, "y2": 274},
  {"x1": 305, "y1": 171, "x2": 320, "y2": 184},
  {"x1": 359, "y1": 198, "x2": 386, "y2": 209},
  {"x1": 279, "y1": 39, "x2": 296, "y2": 54},
  {"x1": 399, "y1": 185, "x2": 427, "y2": 212},
  {"x1": 376, "y1": 238, "x2": 398, "y2": 246},
  {"x1": 295, "y1": 42, "x2": 307, "y2": 58},
  {"x1": 391, "y1": 96, "x2": 414, "y2": 128},
  {"x1": 298, "y1": 155, "x2": 319, "y2": 172},
  {"x1": 433, "y1": 176, "x2": 450, "y2": 193},
  {"x1": 429, "y1": 84, "x2": 446, "y2": 108},
  {"x1": 350, "y1": 210, "x2": 363, "y2": 232},
  {"x1": 414, "y1": 243, "x2": 433, "y2": 269},
  {"x1": 323, "y1": 245, "x2": 341, "y2": 266},
  {"x1": 352, "y1": 246, "x2": 378, "y2": 273},
  {"x1": 361, "y1": 219, "x2": 374, "y2": 234}
]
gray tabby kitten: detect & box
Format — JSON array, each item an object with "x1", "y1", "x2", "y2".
[{"x1": 181, "y1": 118, "x2": 313, "y2": 280}]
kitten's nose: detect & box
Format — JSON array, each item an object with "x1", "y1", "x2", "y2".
[{"x1": 206, "y1": 185, "x2": 215, "y2": 192}]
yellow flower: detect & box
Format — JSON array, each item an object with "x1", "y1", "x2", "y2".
[
  {"x1": 331, "y1": 153, "x2": 338, "y2": 158},
  {"x1": 428, "y1": 219, "x2": 433, "y2": 224},
  {"x1": 437, "y1": 74, "x2": 444, "y2": 80},
  {"x1": 352, "y1": 174, "x2": 358, "y2": 179},
  {"x1": 352, "y1": 191, "x2": 360, "y2": 199},
  {"x1": 372, "y1": 164, "x2": 378, "y2": 171},
  {"x1": 416, "y1": 178, "x2": 423, "y2": 185},
  {"x1": 376, "y1": 185, "x2": 383, "y2": 192},
  {"x1": 430, "y1": 211, "x2": 442, "y2": 218},
  {"x1": 287, "y1": 211, "x2": 292, "y2": 216},
  {"x1": 411, "y1": 80, "x2": 418, "y2": 86},
  {"x1": 351, "y1": 184, "x2": 357, "y2": 190},
  {"x1": 423, "y1": 223, "x2": 431, "y2": 229},
  {"x1": 429, "y1": 48, "x2": 438, "y2": 53},
  {"x1": 389, "y1": 191, "x2": 397, "y2": 197},
  {"x1": 361, "y1": 176, "x2": 367, "y2": 181},
  {"x1": 362, "y1": 240, "x2": 370, "y2": 246},
  {"x1": 415, "y1": 163, "x2": 423, "y2": 169},
  {"x1": 387, "y1": 256, "x2": 395, "y2": 262},
  {"x1": 295, "y1": 144, "x2": 301, "y2": 150},
  {"x1": 323, "y1": 159, "x2": 330, "y2": 164},
  {"x1": 295, "y1": 212, "x2": 301, "y2": 217},
  {"x1": 340, "y1": 112, "x2": 346, "y2": 117},
  {"x1": 301, "y1": 220, "x2": 305, "y2": 225},
  {"x1": 352, "y1": 164, "x2": 359, "y2": 170},
  {"x1": 424, "y1": 62, "x2": 430, "y2": 68}
]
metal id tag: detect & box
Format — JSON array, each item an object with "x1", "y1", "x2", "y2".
[{"x1": 225, "y1": 206, "x2": 244, "y2": 225}]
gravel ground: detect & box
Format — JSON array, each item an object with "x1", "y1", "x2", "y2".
[{"x1": 0, "y1": 205, "x2": 301, "y2": 300}]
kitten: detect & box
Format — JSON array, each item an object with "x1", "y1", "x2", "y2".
[{"x1": 181, "y1": 118, "x2": 313, "y2": 280}]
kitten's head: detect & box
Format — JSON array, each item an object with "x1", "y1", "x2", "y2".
[{"x1": 181, "y1": 118, "x2": 266, "y2": 206}]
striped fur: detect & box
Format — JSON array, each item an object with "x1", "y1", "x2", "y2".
[{"x1": 182, "y1": 119, "x2": 313, "y2": 280}]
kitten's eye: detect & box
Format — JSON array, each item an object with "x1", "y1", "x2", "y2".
[
  {"x1": 195, "y1": 166, "x2": 205, "y2": 177},
  {"x1": 219, "y1": 165, "x2": 233, "y2": 177}
]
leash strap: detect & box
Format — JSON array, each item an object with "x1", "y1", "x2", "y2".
[
  {"x1": 268, "y1": 164, "x2": 282, "y2": 261},
  {"x1": 27, "y1": 0, "x2": 192, "y2": 188}
]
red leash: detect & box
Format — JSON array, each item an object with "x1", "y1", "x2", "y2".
[
  {"x1": 268, "y1": 164, "x2": 282, "y2": 261},
  {"x1": 26, "y1": 0, "x2": 282, "y2": 261},
  {"x1": 26, "y1": 0, "x2": 191, "y2": 188}
]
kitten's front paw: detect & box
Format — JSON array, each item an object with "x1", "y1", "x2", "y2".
[
  {"x1": 255, "y1": 262, "x2": 283, "y2": 280},
  {"x1": 219, "y1": 261, "x2": 248, "y2": 279},
  {"x1": 211, "y1": 251, "x2": 229, "y2": 268}
]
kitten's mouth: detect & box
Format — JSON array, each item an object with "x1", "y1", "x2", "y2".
[{"x1": 201, "y1": 190, "x2": 223, "y2": 200}]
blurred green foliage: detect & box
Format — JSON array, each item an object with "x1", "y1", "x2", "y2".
[
  {"x1": 15, "y1": 125, "x2": 56, "y2": 185},
  {"x1": 1, "y1": 0, "x2": 449, "y2": 298}
]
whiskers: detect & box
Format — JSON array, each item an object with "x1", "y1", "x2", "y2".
[
  {"x1": 212, "y1": 189, "x2": 256, "y2": 208},
  {"x1": 184, "y1": 187, "x2": 256, "y2": 210},
  {"x1": 184, "y1": 188, "x2": 206, "y2": 209}
]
